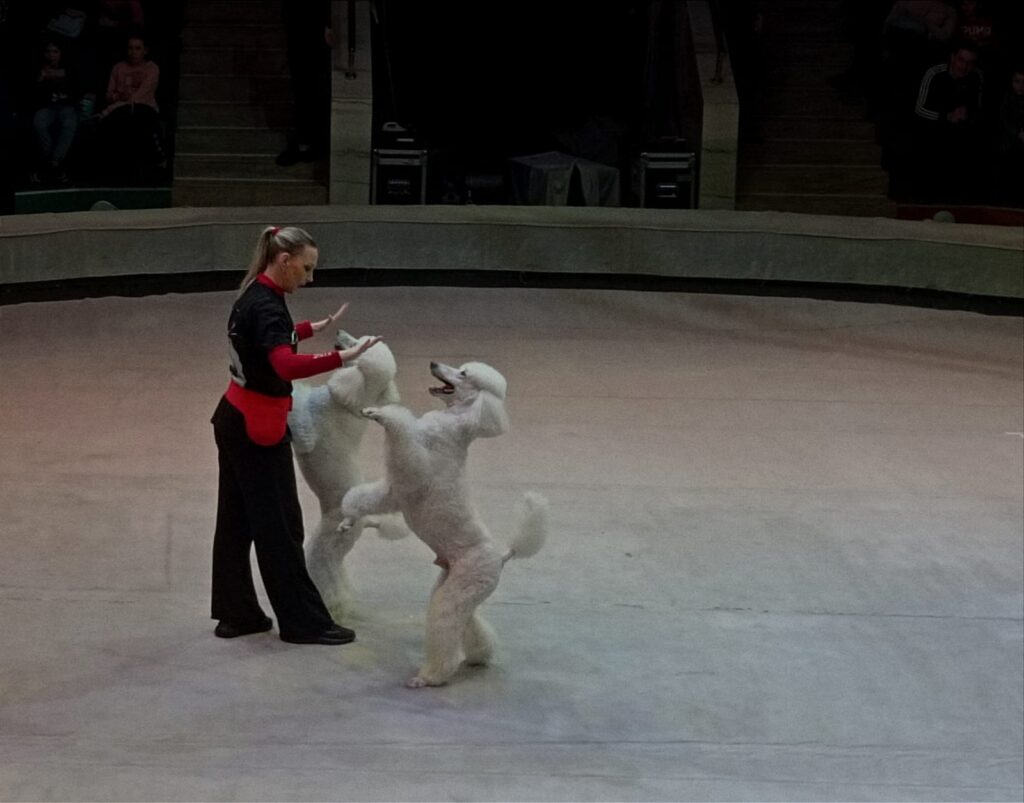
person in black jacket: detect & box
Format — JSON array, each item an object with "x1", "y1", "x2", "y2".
[
  {"x1": 910, "y1": 42, "x2": 983, "y2": 200},
  {"x1": 211, "y1": 224, "x2": 381, "y2": 645},
  {"x1": 276, "y1": 0, "x2": 332, "y2": 166}
]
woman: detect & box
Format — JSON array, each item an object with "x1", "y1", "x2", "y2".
[{"x1": 211, "y1": 225, "x2": 381, "y2": 645}]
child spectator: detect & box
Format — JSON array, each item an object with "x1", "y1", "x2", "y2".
[
  {"x1": 42, "y1": 4, "x2": 99, "y2": 94},
  {"x1": 98, "y1": 33, "x2": 164, "y2": 182},
  {"x1": 31, "y1": 39, "x2": 79, "y2": 184}
]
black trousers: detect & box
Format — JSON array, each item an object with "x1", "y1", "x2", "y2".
[{"x1": 211, "y1": 397, "x2": 335, "y2": 638}]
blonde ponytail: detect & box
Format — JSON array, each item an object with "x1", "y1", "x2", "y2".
[{"x1": 238, "y1": 225, "x2": 318, "y2": 295}]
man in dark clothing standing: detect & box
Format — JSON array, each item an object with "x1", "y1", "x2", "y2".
[
  {"x1": 276, "y1": 1, "x2": 333, "y2": 166},
  {"x1": 911, "y1": 43, "x2": 983, "y2": 201}
]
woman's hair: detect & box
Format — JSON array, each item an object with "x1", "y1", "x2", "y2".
[{"x1": 239, "y1": 225, "x2": 317, "y2": 294}]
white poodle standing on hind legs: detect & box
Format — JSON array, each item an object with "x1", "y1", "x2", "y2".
[
  {"x1": 340, "y1": 360, "x2": 548, "y2": 688},
  {"x1": 289, "y1": 331, "x2": 404, "y2": 620}
]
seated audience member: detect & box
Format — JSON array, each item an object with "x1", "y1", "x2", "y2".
[
  {"x1": 98, "y1": 33, "x2": 164, "y2": 181},
  {"x1": 995, "y1": 67, "x2": 1024, "y2": 204},
  {"x1": 31, "y1": 39, "x2": 79, "y2": 184},
  {"x1": 910, "y1": 42, "x2": 984, "y2": 200},
  {"x1": 40, "y1": 4, "x2": 100, "y2": 116}
]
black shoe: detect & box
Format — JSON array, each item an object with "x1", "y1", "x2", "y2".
[
  {"x1": 214, "y1": 616, "x2": 273, "y2": 638},
  {"x1": 280, "y1": 624, "x2": 355, "y2": 645}
]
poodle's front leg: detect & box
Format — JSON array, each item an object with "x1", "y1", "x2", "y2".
[
  {"x1": 306, "y1": 508, "x2": 362, "y2": 620},
  {"x1": 363, "y1": 405, "x2": 431, "y2": 478},
  {"x1": 339, "y1": 479, "x2": 398, "y2": 532}
]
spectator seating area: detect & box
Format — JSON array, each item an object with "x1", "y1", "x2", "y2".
[
  {"x1": 831, "y1": 0, "x2": 1023, "y2": 208},
  {"x1": 0, "y1": 1, "x2": 182, "y2": 211}
]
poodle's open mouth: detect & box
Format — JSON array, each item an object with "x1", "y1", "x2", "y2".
[
  {"x1": 429, "y1": 382, "x2": 455, "y2": 396},
  {"x1": 429, "y1": 363, "x2": 456, "y2": 396}
]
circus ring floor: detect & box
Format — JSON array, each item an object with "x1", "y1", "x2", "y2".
[{"x1": 0, "y1": 207, "x2": 1021, "y2": 801}]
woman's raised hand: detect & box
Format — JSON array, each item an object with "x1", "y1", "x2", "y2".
[
  {"x1": 311, "y1": 302, "x2": 349, "y2": 333},
  {"x1": 338, "y1": 336, "x2": 383, "y2": 363}
]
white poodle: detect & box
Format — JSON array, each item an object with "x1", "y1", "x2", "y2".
[
  {"x1": 341, "y1": 360, "x2": 548, "y2": 688},
  {"x1": 289, "y1": 331, "x2": 402, "y2": 619}
]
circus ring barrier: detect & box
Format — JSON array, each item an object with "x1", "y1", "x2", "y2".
[{"x1": 0, "y1": 206, "x2": 1021, "y2": 309}]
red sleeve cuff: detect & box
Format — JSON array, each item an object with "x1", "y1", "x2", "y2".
[
  {"x1": 268, "y1": 345, "x2": 343, "y2": 381},
  {"x1": 294, "y1": 321, "x2": 314, "y2": 341}
]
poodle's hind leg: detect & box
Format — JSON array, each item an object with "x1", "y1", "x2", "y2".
[
  {"x1": 462, "y1": 612, "x2": 497, "y2": 668},
  {"x1": 306, "y1": 510, "x2": 362, "y2": 620},
  {"x1": 408, "y1": 566, "x2": 500, "y2": 688}
]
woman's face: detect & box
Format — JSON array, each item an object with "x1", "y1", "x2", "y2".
[
  {"x1": 126, "y1": 37, "x2": 146, "y2": 65},
  {"x1": 44, "y1": 44, "x2": 62, "y2": 66},
  {"x1": 276, "y1": 245, "x2": 319, "y2": 292}
]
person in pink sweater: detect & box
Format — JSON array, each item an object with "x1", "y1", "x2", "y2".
[
  {"x1": 101, "y1": 35, "x2": 158, "y2": 117},
  {"x1": 98, "y1": 34, "x2": 164, "y2": 181}
]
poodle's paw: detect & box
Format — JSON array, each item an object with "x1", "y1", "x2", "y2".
[
  {"x1": 361, "y1": 406, "x2": 382, "y2": 421},
  {"x1": 337, "y1": 517, "x2": 356, "y2": 533},
  {"x1": 334, "y1": 329, "x2": 358, "y2": 349},
  {"x1": 407, "y1": 674, "x2": 446, "y2": 689}
]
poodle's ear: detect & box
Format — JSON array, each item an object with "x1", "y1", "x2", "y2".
[
  {"x1": 380, "y1": 379, "x2": 401, "y2": 406},
  {"x1": 327, "y1": 366, "x2": 367, "y2": 411},
  {"x1": 468, "y1": 391, "x2": 509, "y2": 439}
]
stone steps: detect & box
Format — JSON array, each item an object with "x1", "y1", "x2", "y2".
[
  {"x1": 761, "y1": 89, "x2": 866, "y2": 119},
  {"x1": 184, "y1": 0, "x2": 280, "y2": 24},
  {"x1": 172, "y1": 0, "x2": 327, "y2": 208},
  {"x1": 176, "y1": 126, "x2": 288, "y2": 154},
  {"x1": 734, "y1": 0, "x2": 891, "y2": 217},
  {"x1": 178, "y1": 74, "x2": 291, "y2": 103},
  {"x1": 742, "y1": 139, "x2": 881, "y2": 166},
  {"x1": 172, "y1": 177, "x2": 327, "y2": 207},
  {"x1": 762, "y1": 0, "x2": 850, "y2": 19},
  {"x1": 760, "y1": 116, "x2": 876, "y2": 140},
  {"x1": 739, "y1": 164, "x2": 888, "y2": 195},
  {"x1": 174, "y1": 153, "x2": 318, "y2": 181},
  {"x1": 179, "y1": 47, "x2": 288, "y2": 76},
  {"x1": 182, "y1": 24, "x2": 284, "y2": 50},
  {"x1": 176, "y1": 101, "x2": 292, "y2": 128}
]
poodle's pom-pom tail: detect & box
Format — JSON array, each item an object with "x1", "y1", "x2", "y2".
[
  {"x1": 363, "y1": 513, "x2": 412, "y2": 541},
  {"x1": 507, "y1": 492, "x2": 548, "y2": 560}
]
